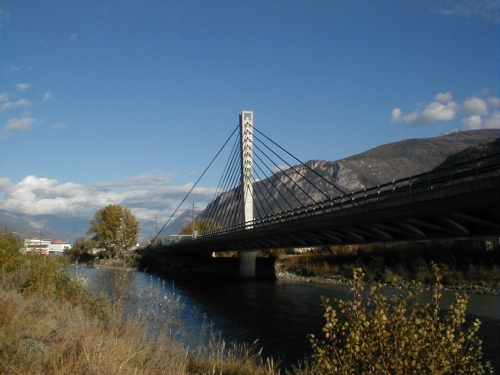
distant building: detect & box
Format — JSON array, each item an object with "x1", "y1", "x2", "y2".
[{"x1": 24, "y1": 239, "x2": 72, "y2": 255}]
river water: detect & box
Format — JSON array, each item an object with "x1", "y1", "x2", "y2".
[{"x1": 77, "y1": 267, "x2": 499, "y2": 373}]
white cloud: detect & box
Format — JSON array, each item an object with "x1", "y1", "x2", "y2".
[
  {"x1": 487, "y1": 96, "x2": 500, "y2": 108},
  {"x1": 0, "y1": 177, "x2": 13, "y2": 191},
  {"x1": 1, "y1": 99, "x2": 30, "y2": 111},
  {"x1": 69, "y1": 33, "x2": 78, "y2": 42},
  {"x1": 432, "y1": 0, "x2": 500, "y2": 24},
  {"x1": 435, "y1": 91, "x2": 452, "y2": 103},
  {"x1": 391, "y1": 91, "x2": 500, "y2": 130},
  {"x1": 0, "y1": 10, "x2": 9, "y2": 28},
  {"x1": 3, "y1": 65, "x2": 20, "y2": 73},
  {"x1": 390, "y1": 108, "x2": 402, "y2": 124},
  {"x1": 482, "y1": 111, "x2": 500, "y2": 129},
  {"x1": 476, "y1": 88, "x2": 490, "y2": 96},
  {"x1": 0, "y1": 173, "x2": 217, "y2": 221},
  {"x1": 92, "y1": 172, "x2": 174, "y2": 188},
  {"x1": 0, "y1": 93, "x2": 8, "y2": 101},
  {"x1": 462, "y1": 97, "x2": 488, "y2": 115},
  {"x1": 43, "y1": 92, "x2": 52, "y2": 101},
  {"x1": 51, "y1": 121, "x2": 67, "y2": 129},
  {"x1": 403, "y1": 101, "x2": 459, "y2": 126},
  {"x1": 16, "y1": 83, "x2": 31, "y2": 91},
  {"x1": 461, "y1": 115, "x2": 482, "y2": 130},
  {"x1": 3, "y1": 117, "x2": 36, "y2": 133}
]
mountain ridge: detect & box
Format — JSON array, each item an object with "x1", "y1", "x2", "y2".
[
  {"x1": 1, "y1": 129, "x2": 498, "y2": 241},
  {"x1": 199, "y1": 129, "x2": 499, "y2": 222}
]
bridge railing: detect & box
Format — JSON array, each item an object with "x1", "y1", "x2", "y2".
[{"x1": 192, "y1": 152, "x2": 500, "y2": 241}]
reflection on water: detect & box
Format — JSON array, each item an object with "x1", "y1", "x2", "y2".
[{"x1": 76, "y1": 267, "x2": 499, "y2": 373}]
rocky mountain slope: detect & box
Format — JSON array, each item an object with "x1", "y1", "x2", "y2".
[
  {"x1": 303, "y1": 129, "x2": 499, "y2": 192},
  {"x1": 200, "y1": 129, "x2": 499, "y2": 222}
]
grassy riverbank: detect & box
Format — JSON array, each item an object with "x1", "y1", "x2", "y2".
[
  {"x1": 0, "y1": 233, "x2": 279, "y2": 375},
  {"x1": 1, "y1": 232, "x2": 495, "y2": 374},
  {"x1": 274, "y1": 239, "x2": 500, "y2": 294}
]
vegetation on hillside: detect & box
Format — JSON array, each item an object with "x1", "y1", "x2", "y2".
[{"x1": 437, "y1": 138, "x2": 500, "y2": 169}]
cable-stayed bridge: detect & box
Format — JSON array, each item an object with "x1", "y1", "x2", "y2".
[{"x1": 144, "y1": 111, "x2": 500, "y2": 278}]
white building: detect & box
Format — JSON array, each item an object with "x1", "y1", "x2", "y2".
[{"x1": 24, "y1": 239, "x2": 72, "y2": 255}]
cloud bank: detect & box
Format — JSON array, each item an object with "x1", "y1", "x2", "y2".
[
  {"x1": 0, "y1": 173, "x2": 217, "y2": 222},
  {"x1": 432, "y1": 0, "x2": 500, "y2": 24},
  {"x1": 391, "y1": 90, "x2": 500, "y2": 130},
  {"x1": 3, "y1": 117, "x2": 36, "y2": 133}
]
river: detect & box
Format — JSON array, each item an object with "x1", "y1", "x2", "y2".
[{"x1": 77, "y1": 267, "x2": 499, "y2": 373}]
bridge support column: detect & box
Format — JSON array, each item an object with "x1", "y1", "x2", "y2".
[{"x1": 239, "y1": 250, "x2": 257, "y2": 279}]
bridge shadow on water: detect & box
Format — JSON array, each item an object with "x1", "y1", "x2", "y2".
[
  {"x1": 137, "y1": 254, "x2": 499, "y2": 374},
  {"x1": 139, "y1": 253, "x2": 278, "y2": 280}
]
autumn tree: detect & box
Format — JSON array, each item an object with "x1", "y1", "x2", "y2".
[
  {"x1": 87, "y1": 204, "x2": 139, "y2": 258},
  {"x1": 179, "y1": 218, "x2": 219, "y2": 235},
  {"x1": 65, "y1": 236, "x2": 96, "y2": 256},
  {"x1": 0, "y1": 231, "x2": 23, "y2": 274}
]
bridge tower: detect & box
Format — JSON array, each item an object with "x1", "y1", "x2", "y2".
[{"x1": 239, "y1": 110, "x2": 258, "y2": 278}]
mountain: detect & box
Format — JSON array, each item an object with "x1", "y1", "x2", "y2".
[
  {"x1": 160, "y1": 208, "x2": 204, "y2": 237},
  {"x1": 321, "y1": 129, "x2": 500, "y2": 190},
  {"x1": 0, "y1": 210, "x2": 89, "y2": 242},
  {"x1": 199, "y1": 129, "x2": 499, "y2": 222},
  {"x1": 0, "y1": 207, "x2": 203, "y2": 244},
  {"x1": 2, "y1": 129, "x2": 498, "y2": 241}
]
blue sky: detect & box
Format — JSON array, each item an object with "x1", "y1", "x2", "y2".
[{"x1": 0, "y1": 0, "x2": 499, "y2": 226}]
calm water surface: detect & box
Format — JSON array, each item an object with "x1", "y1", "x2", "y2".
[{"x1": 78, "y1": 267, "x2": 499, "y2": 372}]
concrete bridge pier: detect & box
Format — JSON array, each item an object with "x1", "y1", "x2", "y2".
[{"x1": 239, "y1": 250, "x2": 258, "y2": 279}]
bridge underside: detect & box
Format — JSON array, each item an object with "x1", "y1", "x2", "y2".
[{"x1": 147, "y1": 176, "x2": 499, "y2": 256}]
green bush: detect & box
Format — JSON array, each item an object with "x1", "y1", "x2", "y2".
[
  {"x1": 0, "y1": 232, "x2": 23, "y2": 274},
  {"x1": 290, "y1": 266, "x2": 492, "y2": 375}
]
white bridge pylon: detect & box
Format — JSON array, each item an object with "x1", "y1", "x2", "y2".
[
  {"x1": 240, "y1": 110, "x2": 254, "y2": 227},
  {"x1": 239, "y1": 110, "x2": 257, "y2": 278}
]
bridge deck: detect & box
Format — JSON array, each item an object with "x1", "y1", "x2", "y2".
[{"x1": 145, "y1": 155, "x2": 500, "y2": 255}]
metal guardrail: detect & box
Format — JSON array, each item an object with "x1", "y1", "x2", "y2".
[{"x1": 167, "y1": 153, "x2": 500, "y2": 244}]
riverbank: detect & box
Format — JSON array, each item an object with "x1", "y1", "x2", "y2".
[
  {"x1": 274, "y1": 241, "x2": 500, "y2": 295},
  {"x1": 275, "y1": 270, "x2": 500, "y2": 295},
  {"x1": 0, "y1": 259, "x2": 279, "y2": 374}
]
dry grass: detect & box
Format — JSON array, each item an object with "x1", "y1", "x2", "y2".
[
  {"x1": 0, "y1": 266, "x2": 280, "y2": 375},
  {"x1": 1, "y1": 268, "x2": 188, "y2": 374},
  {"x1": 0, "y1": 231, "x2": 280, "y2": 375},
  {"x1": 187, "y1": 334, "x2": 279, "y2": 375}
]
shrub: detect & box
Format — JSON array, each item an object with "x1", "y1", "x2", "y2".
[
  {"x1": 290, "y1": 266, "x2": 492, "y2": 375},
  {"x1": 0, "y1": 232, "x2": 23, "y2": 275}
]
